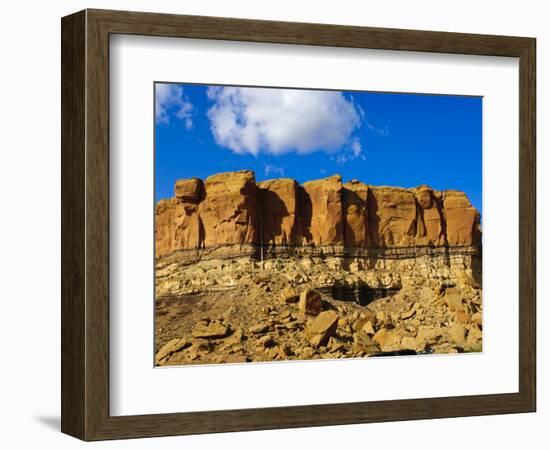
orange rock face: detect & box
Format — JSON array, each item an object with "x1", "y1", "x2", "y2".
[
  {"x1": 155, "y1": 171, "x2": 481, "y2": 258},
  {"x1": 343, "y1": 181, "x2": 370, "y2": 248},
  {"x1": 198, "y1": 170, "x2": 259, "y2": 247},
  {"x1": 443, "y1": 191, "x2": 481, "y2": 246},
  {"x1": 155, "y1": 198, "x2": 177, "y2": 258},
  {"x1": 258, "y1": 178, "x2": 298, "y2": 245},
  {"x1": 368, "y1": 187, "x2": 417, "y2": 247},
  {"x1": 155, "y1": 178, "x2": 205, "y2": 257},
  {"x1": 414, "y1": 186, "x2": 446, "y2": 246},
  {"x1": 302, "y1": 175, "x2": 343, "y2": 245},
  {"x1": 174, "y1": 177, "x2": 204, "y2": 202}
]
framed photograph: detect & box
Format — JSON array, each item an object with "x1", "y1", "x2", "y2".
[{"x1": 61, "y1": 9, "x2": 536, "y2": 440}]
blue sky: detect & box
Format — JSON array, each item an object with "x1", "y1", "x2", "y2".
[{"x1": 155, "y1": 83, "x2": 482, "y2": 214}]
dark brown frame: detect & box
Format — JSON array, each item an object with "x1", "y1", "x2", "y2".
[{"x1": 61, "y1": 9, "x2": 536, "y2": 441}]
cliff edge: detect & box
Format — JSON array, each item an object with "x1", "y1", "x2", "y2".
[{"x1": 156, "y1": 171, "x2": 481, "y2": 259}]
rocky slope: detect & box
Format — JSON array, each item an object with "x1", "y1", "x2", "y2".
[
  {"x1": 156, "y1": 274, "x2": 482, "y2": 365},
  {"x1": 155, "y1": 171, "x2": 482, "y2": 365}
]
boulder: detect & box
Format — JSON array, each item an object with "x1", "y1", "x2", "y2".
[
  {"x1": 192, "y1": 320, "x2": 229, "y2": 339},
  {"x1": 466, "y1": 325, "x2": 483, "y2": 346},
  {"x1": 280, "y1": 286, "x2": 300, "y2": 304},
  {"x1": 352, "y1": 332, "x2": 380, "y2": 354},
  {"x1": 447, "y1": 323, "x2": 467, "y2": 345},
  {"x1": 415, "y1": 326, "x2": 442, "y2": 345},
  {"x1": 225, "y1": 354, "x2": 248, "y2": 364},
  {"x1": 401, "y1": 335, "x2": 424, "y2": 352},
  {"x1": 455, "y1": 309, "x2": 470, "y2": 323},
  {"x1": 223, "y1": 328, "x2": 243, "y2": 345},
  {"x1": 444, "y1": 290, "x2": 465, "y2": 311},
  {"x1": 155, "y1": 337, "x2": 189, "y2": 365},
  {"x1": 373, "y1": 328, "x2": 401, "y2": 351},
  {"x1": 257, "y1": 335, "x2": 276, "y2": 348},
  {"x1": 174, "y1": 177, "x2": 204, "y2": 202},
  {"x1": 361, "y1": 321, "x2": 375, "y2": 335},
  {"x1": 249, "y1": 323, "x2": 270, "y2": 334},
  {"x1": 328, "y1": 336, "x2": 346, "y2": 353},
  {"x1": 306, "y1": 310, "x2": 339, "y2": 347},
  {"x1": 352, "y1": 310, "x2": 376, "y2": 332},
  {"x1": 472, "y1": 312, "x2": 483, "y2": 327},
  {"x1": 375, "y1": 310, "x2": 390, "y2": 326},
  {"x1": 400, "y1": 302, "x2": 420, "y2": 320},
  {"x1": 298, "y1": 288, "x2": 323, "y2": 315}
]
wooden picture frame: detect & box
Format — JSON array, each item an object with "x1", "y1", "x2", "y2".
[{"x1": 61, "y1": 9, "x2": 536, "y2": 441}]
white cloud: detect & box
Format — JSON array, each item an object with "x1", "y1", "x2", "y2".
[
  {"x1": 207, "y1": 87, "x2": 362, "y2": 156},
  {"x1": 351, "y1": 137, "x2": 363, "y2": 158},
  {"x1": 335, "y1": 154, "x2": 347, "y2": 165},
  {"x1": 333, "y1": 137, "x2": 365, "y2": 165},
  {"x1": 155, "y1": 84, "x2": 194, "y2": 128},
  {"x1": 263, "y1": 163, "x2": 285, "y2": 177},
  {"x1": 367, "y1": 121, "x2": 390, "y2": 137}
]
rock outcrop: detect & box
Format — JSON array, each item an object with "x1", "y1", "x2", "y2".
[
  {"x1": 443, "y1": 190, "x2": 481, "y2": 246},
  {"x1": 258, "y1": 178, "x2": 298, "y2": 246},
  {"x1": 413, "y1": 185, "x2": 446, "y2": 246},
  {"x1": 155, "y1": 177, "x2": 205, "y2": 256},
  {"x1": 301, "y1": 175, "x2": 344, "y2": 245},
  {"x1": 155, "y1": 172, "x2": 483, "y2": 366},
  {"x1": 156, "y1": 171, "x2": 481, "y2": 258},
  {"x1": 199, "y1": 170, "x2": 259, "y2": 247},
  {"x1": 343, "y1": 180, "x2": 370, "y2": 248},
  {"x1": 368, "y1": 186, "x2": 418, "y2": 248}
]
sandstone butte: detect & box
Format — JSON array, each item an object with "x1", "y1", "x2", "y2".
[{"x1": 155, "y1": 170, "x2": 481, "y2": 259}]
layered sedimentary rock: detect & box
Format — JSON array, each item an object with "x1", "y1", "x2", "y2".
[
  {"x1": 301, "y1": 175, "x2": 343, "y2": 245},
  {"x1": 342, "y1": 180, "x2": 370, "y2": 248},
  {"x1": 443, "y1": 190, "x2": 481, "y2": 246},
  {"x1": 258, "y1": 178, "x2": 298, "y2": 246},
  {"x1": 155, "y1": 171, "x2": 481, "y2": 259},
  {"x1": 199, "y1": 170, "x2": 259, "y2": 247},
  {"x1": 155, "y1": 177, "x2": 205, "y2": 257},
  {"x1": 413, "y1": 186, "x2": 446, "y2": 247},
  {"x1": 368, "y1": 186, "x2": 418, "y2": 248}
]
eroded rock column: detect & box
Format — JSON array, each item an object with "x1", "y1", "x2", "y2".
[
  {"x1": 258, "y1": 178, "x2": 298, "y2": 246},
  {"x1": 198, "y1": 170, "x2": 259, "y2": 247}
]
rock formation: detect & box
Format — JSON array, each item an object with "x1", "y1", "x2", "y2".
[
  {"x1": 443, "y1": 190, "x2": 481, "y2": 246},
  {"x1": 342, "y1": 180, "x2": 370, "y2": 248},
  {"x1": 413, "y1": 185, "x2": 446, "y2": 246},
  {"x1": 258, "y1": 178, "x2": 298, "y2": 246},
  {"x1": 199, "y1": 170, "x2": 259, "y2": 247},
  {"x1": 301, "y1": 175, "x2": 344, "y2": 245},
  {"x1": 154, "y1": 171, "x2": 483, "y2": 366},
  {"x1": 155, "y1": 177, "x2": 204, "y2": 256},
  {"x1": 368, "y1": 186, "x2": 418, "y2": 248},
  {"x1": 155, "y1": 171, "x2": 481, "y2": 258}
]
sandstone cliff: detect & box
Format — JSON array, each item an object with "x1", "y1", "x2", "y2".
[{"x1": 155, "y1": 171, "x2": 481, "y2": 258}]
